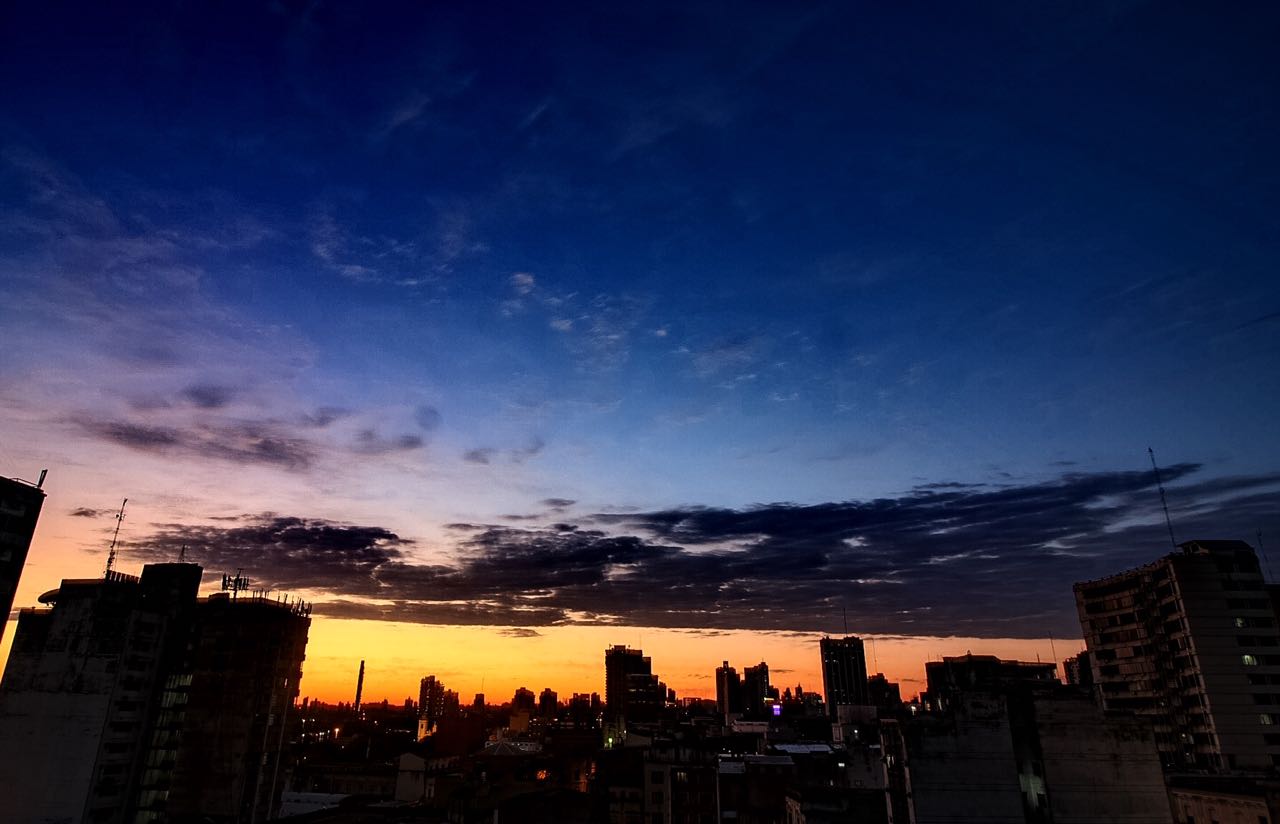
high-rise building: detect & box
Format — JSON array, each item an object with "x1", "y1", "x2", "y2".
[
  {"x1": 604, "y1": 645, "x2": 662, "y2": 737},
  {"x1": 867, "y1": 673, "x2": 902, "y2": 713},
  {"x1": 0, "y1": 561, "x2": 310, "y2": 824},
  {"x1": 0, "y1": 471, "x2": 47, "y2": 644},
  {"x1": 1074, "y1": 539, "x2": 1280, "y2": 771},
  {"x1": 605, "y1": 645, "x2": 650, "y2": 715},
  {"x1": 819, "y1": 636, "x2": 869, "y2": 716},
  {"x1": 418, "y1": 675, "x2": 446, "y2": 738},
  {"x1": 715, "y1": 660, "x2": 742, "y2": 722},
  {"x1": 538, "y1": 687, "x2": 558, "y2": 717},
  {"x1": 742, "y1": 661, "x2": 770, "y2": 717},
  {"x1": 164, "y1": 591, "x2": 311, "y2": 823},
  {"x1": 512, "y1": 686, "x2": 536, "y2": 713},
  {"x1": 0, "y1": 563, "x2": 201, "y2": 824}
]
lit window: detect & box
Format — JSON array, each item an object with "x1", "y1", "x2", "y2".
[
  {"x1": 1244, "y1": 655, "x2": 1260, "y2": 666},
  {"x1": 1262, "y1": 714, "x2": 1275, "y2": 725}
]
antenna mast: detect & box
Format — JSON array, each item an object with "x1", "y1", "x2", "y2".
[
  {"x1": 105, "y1": 498, "x2": 128, "y2": 575},
  {"x1": 1148, "y1": 448, "x2": 1177, "y2": 551}
]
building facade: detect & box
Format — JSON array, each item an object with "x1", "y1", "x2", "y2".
[
  {"x1": 166, "y1": 591, "x2": 311, "y2": 823},
  {"x1": 0, "y1": 564, "x2": 201, "y2": 823},
  {"x1": 0, "y1": 562, "x2": 310, "y2": 823},
  {"x1": 1074, "y1": 539, "x2": 1280, "y2": 771}
]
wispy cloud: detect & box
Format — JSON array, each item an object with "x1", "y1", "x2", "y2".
[{"x1": 74, "y1": 417, "x2": 318, "y2": 471}]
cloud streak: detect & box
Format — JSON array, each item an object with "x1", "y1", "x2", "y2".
[{"x1": 121, "y1": 465, "x2": 1280, "y2": 638}]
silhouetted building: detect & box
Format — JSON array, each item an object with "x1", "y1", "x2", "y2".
[
  {"x1": 419, "y1": 675, "x2": 445, "y2": 737},
  {"x1": 605, "y1": 645, "x2": 662, "y2": 737},
  {"x1": 716, "y1": 660, "x2": 742, "y2": 722},
  {"x1": 513, "y1": 686, "x2": 537, "y2": 713},
  {"x1": 1075, "y1": 539, "x2": 1280, "y2": 771},
  {"x1": 867, "y1": 673, "x2": 902, "y2": 713},
  {"x1": 539, "y1": 687, "x2": 558, "y2": 717},
  {"x1": 1062, "y1": 651, "x2": 1093, "y2": 689},
  {"x1": 820, "y1": 636, "x2": 869, "y2": 717},
  {"x1": 743, "y1": 661, "x2": 770, "y2": 718},
  {"x1": 165, "y1": 590, "x2": 311, "y2": 823},
  {"x1": 0, "y1": 563, "x2": 202, "y2": 824},
  {"x1": 923, "y1": 653, "x2": 1058, "y2": 711},
  {"x1": 0, "y1": 471, "x2": 46, "y2": 644}
]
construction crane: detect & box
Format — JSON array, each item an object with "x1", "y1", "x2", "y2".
[
  {"x1": 1148, "y1": 448, "x2": 1177, "y2": 552},
  {"x1": 104, "y1": 498, "x2": 128, "y2": 575}
]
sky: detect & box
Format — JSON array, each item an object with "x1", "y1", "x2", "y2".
[{"x1": 1, "y1": 1, "x2": 1279, "y2": 704}]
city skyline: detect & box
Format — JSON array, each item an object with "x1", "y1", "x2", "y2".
[{"x1": 3, "y1": 2, "x2": 1280, "y2": 706}]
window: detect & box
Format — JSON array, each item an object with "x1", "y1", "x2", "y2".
[{"x1": 1243, "y1": 655, "x2": 1259, "y2": 666}]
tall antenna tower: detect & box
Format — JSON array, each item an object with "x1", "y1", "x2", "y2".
[
  {"x1": 104, "y1": 498, "x2": 128, "y2": 575},
  {"x1": 1148, "y1": 448, "x2": 1177, "y2": 552}
]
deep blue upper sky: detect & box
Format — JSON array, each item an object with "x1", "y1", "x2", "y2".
[{"x1": 1, "y1": 2, "x2": 1279, "y2": 637}]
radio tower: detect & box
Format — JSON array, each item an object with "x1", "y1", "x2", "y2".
[{"x1": 105, "y1": 498, "x2": 128, "y2": 575}]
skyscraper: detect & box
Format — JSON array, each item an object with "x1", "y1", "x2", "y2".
[
  {"x1": 604, "y1": 645, "x2": 661, "y2": 737},
  {"x1": 742, "y1": 661, "x2": 770, "y2": 717},
  {"x1": 819, "y1": 635, "x2": 869, "y2": 716},
  {"x1": 715, "y1": 660, "x2": 742, "y2": 722},
  {"x1": 419, "y1": 675, "x2": 446, "y2": 737},
  {"x1": 1075, "y1": 539, "x2": 1280, "y2": 771},
  {"x1": 0, "y1": 471, "x2": 46, "y2": 644}
]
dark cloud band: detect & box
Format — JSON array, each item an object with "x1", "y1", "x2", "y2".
[{"x1": 123, "y1": 465, "x2": 1280, "y2": 638}]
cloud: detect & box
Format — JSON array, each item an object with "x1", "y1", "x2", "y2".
[
  {"x1": 120, "y1": 465, "x2": 1280, "y2": 639},
  {"x1": 510, "y1": 437, "x2": 545, "y2": 464},
  {"x1": 464, "y1": 439, "x2": 545, "y2": 466},
  {"x1": 76, "y1": 417, "x2": 316, "y2": 471},
  {"x1": 375, "y1": 90, "x2": 433, "y2": 139},
  {"x1": 352, "y1": 429, "x2": 424, "y2": 455},
  {"x1": 301, "y1": 407, "x2": 350, "y2": 428},
  {"x1": 542, "y1": 498, "x2": 576, "y2": 510},
  {"x1": 510, "y1": 272, "x2": 536, "y2": 294},
  {"x1": 499, "y1": 627, "x2": 543, "y2": 638},
  {"x1": 415, "y1": 405, "x2": 443, "y2": 432},
  {"x1": 126, "y1": 515, "x2": 412, "y2": 591},
  {"x1": 181, "y1": 384, "x2": 236, "y2": 410},
  {"x1": 69, "y1": 507, "x2": 112, "y2": 518}
]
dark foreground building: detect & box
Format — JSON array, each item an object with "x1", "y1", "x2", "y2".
[
  {"x1": 167, "y1": 592, "x2": 312, "y2": 823},
  {"x1": 1075, "y1": 539, "x2": 1280, "y2": 772},
  {"x1": 0, "y1": 562, "x2": 310, "y2": 823},
  {"x1": 0, "y1": 471, "x2": 47, "y2": 644}
]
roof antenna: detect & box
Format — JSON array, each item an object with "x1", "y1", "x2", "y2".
[
  {"x1": 179, "y1": 544, "x2": 187, "y2": 562},
  {"x1": 842, "y1": 605, "x2": 849, "y2": 635},
  {"x1": 105, "y1": 498, "x2": 128, "y2": 575},
  {"x1": 1148, "y1": 448, "x2": 1177, "y2": 552},
  {"x1": 1259, "y1": 531, "x2": 1275, "y2": 583}
]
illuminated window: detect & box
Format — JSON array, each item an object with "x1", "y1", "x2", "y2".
[{"x1": 1243, "y1": 655, "x2": 1260, "y2": 666}]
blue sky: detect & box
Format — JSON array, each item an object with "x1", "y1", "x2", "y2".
[{"x1": 1, "y1": 2, "x2": 1279, "y2": 650}]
